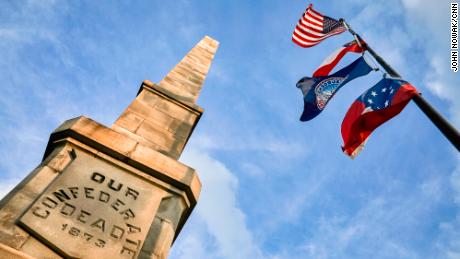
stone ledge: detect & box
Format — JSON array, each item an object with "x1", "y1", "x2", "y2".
[
  {"x1": 43, "y1": 116, "x2": 201, "y2": 208},
  {"x1": 140, "y1": 80, "x2": 204, "y2": 114},
  {"x1": 0, "y1": 243, "x2": 36, "y2": 259}
]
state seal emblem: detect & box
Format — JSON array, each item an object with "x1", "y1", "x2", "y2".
[{"x1": 314, "y1": 77, "x2": 345, "y2": 110}]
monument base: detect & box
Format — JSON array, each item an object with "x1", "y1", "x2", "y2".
[
  {"x1": 0, "y1": 116, "x2": 200, "y2": 258},
  {"x1": 0, "y1": 35, "x2": 218, "y2": 259}
]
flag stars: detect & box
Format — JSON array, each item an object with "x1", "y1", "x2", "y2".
[
  {"x1": 342, "y1": 79, "x2": 416, "y2": 158},
  {"x1": 371, "y1": 91, "x2": 377, "y2": 97}
]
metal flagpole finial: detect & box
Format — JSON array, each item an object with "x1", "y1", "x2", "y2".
[
  {"x1": 341, "y1": 19, "x2": 365, "y2": 50},
  {"x1": 340, "y1": 19, "x2": 350, "y2": 30},
  {"x1": 341, "y1": 19, "x2": 357, "y2": 36}
]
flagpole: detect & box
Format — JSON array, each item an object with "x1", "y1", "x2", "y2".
[{"x1": 342, "y1": 20, "x2": 460, "y2": 152}]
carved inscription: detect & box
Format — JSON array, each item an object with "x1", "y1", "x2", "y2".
[
  {"x1": 30, "y1": 172, "x2": 141, "y2": 254},
  {"x1": 20, "y1": 155, "x2": 162, "y2": 259}
]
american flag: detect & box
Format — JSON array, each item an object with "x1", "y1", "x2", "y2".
[{"x1": 292, "y1": 4, "x2": 347, "y2": 48}]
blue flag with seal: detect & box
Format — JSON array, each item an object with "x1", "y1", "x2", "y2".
[{"x1": 297, "y1": 56, "x2": 373, "y2": 121}]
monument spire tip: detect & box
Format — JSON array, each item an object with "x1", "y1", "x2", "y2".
[{"x1": 157, "y1": 36, "x2": 219, "y2": 103}]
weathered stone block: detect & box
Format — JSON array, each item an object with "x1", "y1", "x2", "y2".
[{"x1": 0, "y1": 35, "x2": 218, "y2": 259}]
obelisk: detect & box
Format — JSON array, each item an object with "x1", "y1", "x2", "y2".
[{"x1": 0, "y1": 36, "x2": 219, "y2": 259}]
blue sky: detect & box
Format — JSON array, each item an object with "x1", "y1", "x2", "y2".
[{"x1": 0, "y1": 0, "x2": 459, "y2": 258}]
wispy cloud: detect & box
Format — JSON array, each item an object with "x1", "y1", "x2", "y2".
[
  {"x1": 299, "y1": 176, "x2": 445, "y2": 259},
  {"x1": 174, "y1": 148, "x2": 264, "y2": 259},
  {"x1": 191, "y1": 133, "x2": 307, "y2": 159},
  {"x1": 398, "y1": 0, "x2": 460, "y2": 128},
  {"x1": 437, "y1": 156, "x2": 460, "y2": 258}
]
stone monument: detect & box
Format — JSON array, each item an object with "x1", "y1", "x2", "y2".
[{"x1": 0, "y1": 36, "x2": 219, "y2": 258}]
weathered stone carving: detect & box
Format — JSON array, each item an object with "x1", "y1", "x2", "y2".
[{"x1": 0, "y1": 36, "x2": 219, "y2": 259}]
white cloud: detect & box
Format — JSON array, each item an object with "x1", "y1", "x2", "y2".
[
  {"x1": 397, "y1": 2, "x2": 460, "y2": 257},
  {"x1": 400, "y1": 0, "x2": 460, "y2": 127},
  {"x1": 0, "y1": 28, "x2": 22, "y2": 41},
  {"x1": 240, "y1": 162, "x2": 264, "y2": 177},
  {"x1": 299, "y1": 178, "x2": 442, "y2": 259},
  {"x1": 170, "y1": 219, "x2": 210, "y2": 259},
  {"x1": 191, "y1": 133, "x2": 307, "y2": 160},
  {"x1": 438, "y1": 157, "x2": 460, "y2": 258},
  {"x1": 174, "y1": 148, "x2": 263, "y2": 259}
]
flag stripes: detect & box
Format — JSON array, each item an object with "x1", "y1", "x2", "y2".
[
  {"x1": 292, "y1": 4, "x2": 346, "y2": 48},
  {"x1": 313, "y1": 40, "x2": 365, "y2": 77}
]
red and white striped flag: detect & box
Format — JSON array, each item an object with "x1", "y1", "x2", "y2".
[
  {"x1": 313, "y1": 40, "x2": 366, "y2": 77},
  {"x1": 292, "y1": 4, "x2": 347, "y2": 48}
]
